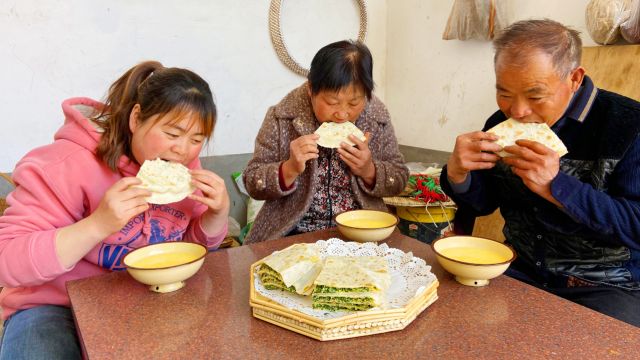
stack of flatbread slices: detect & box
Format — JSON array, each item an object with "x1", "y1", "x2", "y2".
[
  {"x1": 136, "y1": 158, "x2": 195, "y2": 204},
  {"x1": 312, "y1": 256, "x2": 390, "y2": 312},
  {"x1": 257, "y1": 243, "x2": 391, "y2": 312},
  {"x1": 486, "y1": 118, "x2": 568, "y2": 157},
  {"x1": 314, "y1": 121, "x2": 366, "y2": 148},
  {"x1": 257, "y1": 243, "x2": 323, "y2": 296}
]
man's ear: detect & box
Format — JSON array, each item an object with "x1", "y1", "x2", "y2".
[
  {"x1": 569, "y1": 66, "x2": 586, "y2": 92},
  {"x1": 129, "y1": 104, "x2": 142, "y2": 133}
]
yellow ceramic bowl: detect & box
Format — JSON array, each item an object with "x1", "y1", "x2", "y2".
[
  {"x1": 123, "y1": 242, "x2": 207, "y2": 293},
  {"x1": 335, "y1": 210, "x2": 398, "y2": 243},
  {"x1": 432, "y1": 236, "x2": 516, "y2": 287}
]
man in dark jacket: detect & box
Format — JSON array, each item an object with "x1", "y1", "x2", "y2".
[{"x1": 441, "y1": 19, "x2": 640, "y2": 327}]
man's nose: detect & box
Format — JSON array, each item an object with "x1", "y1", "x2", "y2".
[{"x1": 510, "y1": 99, "x2": 532, "y2": 119}]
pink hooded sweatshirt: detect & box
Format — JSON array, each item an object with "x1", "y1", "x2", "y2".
[{"x1": 0, "y1": 98, "x2": 227, "y2": 320}]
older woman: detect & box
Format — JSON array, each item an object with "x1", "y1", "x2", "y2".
[{"x1": 243, "y1": 40, "x2": 408, "y2": 244}]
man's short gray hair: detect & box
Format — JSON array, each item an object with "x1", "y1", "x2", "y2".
[{"x1": 493, "y1": 19, "x2": 582, "y2": 78}]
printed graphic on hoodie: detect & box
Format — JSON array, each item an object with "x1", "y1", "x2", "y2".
[{"x1": 98, "y1": 205, "x2": 188, "y2": 270}]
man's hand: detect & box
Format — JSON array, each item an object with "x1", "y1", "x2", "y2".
[
  {"x1": 338, "y1": 132, "x2": 375, "y2": 186},
  {"x1": 446, "y1": 131, "x2": 502, "y2": 184},
  {"x1": 502, "y1": 139, "x2": 562, "y2": 207}
]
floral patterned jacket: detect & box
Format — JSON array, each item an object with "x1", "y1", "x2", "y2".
[{"x1": 242, "y1": 84, "x2": 408, "y2": 244}]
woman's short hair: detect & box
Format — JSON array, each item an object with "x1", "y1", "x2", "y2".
[
  {"x1": 493, "y1": 19, "x2": 582, "y2": 78},
  {"x1": 307, "y1": 40, "x2": 374, "y2": 100}
]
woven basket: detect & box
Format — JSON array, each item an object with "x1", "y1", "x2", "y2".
[
  {"x1": 383, "y1": 195, "x2": 456, "y2": 208},
  {"x1": 0, "y1": 173, "x2": 15, "y2": 215}
]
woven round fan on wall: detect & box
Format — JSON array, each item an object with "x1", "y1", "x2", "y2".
[{"x1": 268, "y1": 0, "x2": 368, "y2": 76}]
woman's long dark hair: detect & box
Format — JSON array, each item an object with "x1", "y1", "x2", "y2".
[{"x1": 95, "y1": 61, "x2": 216, "y2": 170}]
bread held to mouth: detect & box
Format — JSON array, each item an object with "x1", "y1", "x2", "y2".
[
  {"x1": 314, "y1": 121, "x2": 366, "y2": 148},
  {"x1": 136, "y1": 158, "x2": 195, "y2": 204},
  {"x1": 486, "y1": 118, "x2": 568, "y2": 157}
]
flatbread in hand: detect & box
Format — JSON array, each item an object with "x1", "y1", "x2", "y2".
[
  {"x1": 486, "y1": 118, "x2": 568, "y2": 157},
  {"x1": 314, "y1": 121, "x2": 366, "y2": 148},
  {"x1": 136, "y1": 158, "x2": 195, "y2": 204}
]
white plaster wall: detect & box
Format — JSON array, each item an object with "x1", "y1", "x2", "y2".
[
  {"x1": 0, "y1": 0, "x2": 387, "y2": 172},
  {"x1": 386, "y1": 0, "x2": 594, "y2": 154}
]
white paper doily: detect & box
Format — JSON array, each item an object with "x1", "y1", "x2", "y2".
[{"x1": 254, "y1": 238, "x2": 437, "y2": 320}]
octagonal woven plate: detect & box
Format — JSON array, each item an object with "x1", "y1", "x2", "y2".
[{"x1": 249, "y1": 238, "x2": 439, "y2": 341}]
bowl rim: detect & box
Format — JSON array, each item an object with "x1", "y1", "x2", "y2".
[
  {"x1": 334, "y1": 209, "x2": 399, "y2": 230},
  {"x1": 123, "y1": 241, "x2": 208, "y2": 270},
  {"x1": 431, "y1": 236, "x2": 517, "y2": 266}
]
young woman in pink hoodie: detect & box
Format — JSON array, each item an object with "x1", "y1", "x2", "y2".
[{"x1": 0, "y1": 61, "x2": 229, "y2": 359}]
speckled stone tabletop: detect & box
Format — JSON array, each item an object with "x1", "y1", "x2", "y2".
[{"x1": 67, "y1": 229, "x2": 640, "y2": 360}]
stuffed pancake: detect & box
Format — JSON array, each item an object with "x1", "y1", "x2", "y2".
[
  {"x1": 312, "y1": 256, "x2": 390, "y2": 311},
  {"x1": 487, "y1": 118, "x2": 568, "y2": 157},
  {"x1": 136, "y1": 158, "x2": 195, "y2": 204},
  {"x1": 314, "y1": 121, "x2": 366, "y2": 148},
  {"x1": 257, "y1": 243, "x2": 322, "y2": 296}
]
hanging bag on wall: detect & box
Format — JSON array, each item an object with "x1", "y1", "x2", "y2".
[
  {"x1": 585, "y1": 0, "x2": 630, "y2": 45},
  {"x1": 442, "y1": 0, "x2": 507, "y2": 41},
  {"x1": 621, "y1": 0, "x2": 640, "y2": 43}
]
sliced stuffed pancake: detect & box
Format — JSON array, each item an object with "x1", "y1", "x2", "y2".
[
  {"x1": 257, "y1": 243, "x2": 322, "y2": 295},
  {"x1": 312, "y1": 256, "x2": 390, "y2": 311},
  {"x1": 486, "y1": 118, "x2": 568, "y2": 157}
]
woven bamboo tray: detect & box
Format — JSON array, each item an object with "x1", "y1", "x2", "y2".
[
  {"x1": 383, "y1": 196, "x2": 456, "y2": 208},
  {"x1": 249, "y1": 262, "x2": 439, "y2": 341}
]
